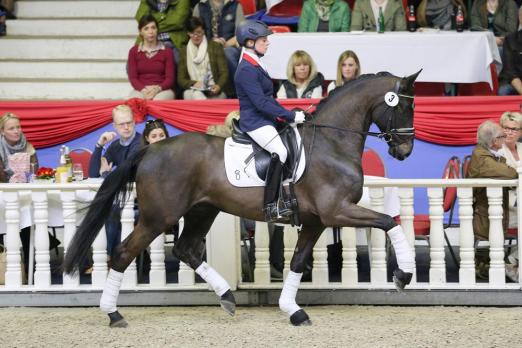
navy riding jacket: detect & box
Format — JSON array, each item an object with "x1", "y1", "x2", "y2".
[{"x1": 235, "y1": 53, "x2": 295, "y2": 132}]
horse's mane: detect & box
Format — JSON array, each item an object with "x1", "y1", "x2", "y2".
[{"x1": 313, "y1": 72, "x2": 396, "y2": 115}]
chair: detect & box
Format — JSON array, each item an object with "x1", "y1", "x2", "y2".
[
  {"x1": 361, "y1": 148, "x2": 386, "y2": 177},
  {"x1": 414, "y1": 82, "x2": 446, "y2": 96},
  {"x1": 260, "y1": 0, "x2": 303, "y2": 26},
  {"x1": 68, "y1": 148, "x2": 92, "y2": 178},
  {"x1": 268, "y1": 25, "x2": 292, "y2": 33},
  {"x1": 462, "y1": 154, "x2": 471, "y2": 178},
  {"x1": 411, "y1": 156, "x2": 461, "y2": 268},
  {"x1": 238, "y1": 0, "x2": 257, "y2": 16}
]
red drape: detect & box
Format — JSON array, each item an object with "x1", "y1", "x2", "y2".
[{"x1": 1, "y1": 96, "x2": 521, "y2": 148}]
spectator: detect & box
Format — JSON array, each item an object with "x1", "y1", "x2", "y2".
[
  {"x1": 470, "y1": 0, "x2": 518, "y2": 48},
  {"x1": 498, "y1": 8, "x2": 522, "y2": 96},
  {"x1": 498, "y1": 111, "x2": 522, "y2": 281},
  {"x1": 88, "y1": 105, "x2": 142, "y2": 257},
  {"x1": 128, "y1": 15, "x2": 176, "y2": 100},
  {"x1": 0, "y1": 112, "x2": 37, "y2": 183},
  {"x1": 298, "y1": 0, "x2": 351, "y2": 32},
  {"x1": 277, "y1": 50, "x2": 324, "y2": 99},
  {"x1": 327, "y1": 50, "x2": 361, "y2": 95},
  {"x1": 143, "y1": 119, "x2": 170, "y2": 145},
  {"x1": 350, "y1": 0, "x2": 406, "y2": 32},
  {"x1": 193, "y1": 0, "x2": 245, "y2": 95},
  {"x1": 206, "y1": 110, "x2": 239, "y2": 137},
  {"x1": 135, "y1": 0, "x2": 191, "y2": 63},
  {"x1": 468, "y1": 120, "x2": 518, "y2": 279},
  {"x1": 178, "y1": 17, "x2": 231, "y2": 100},
  {"x1": 0, "y1": 0, "x2": 16, "y2": 36},
  {"x1": 416, "y1": 0, "x2": 468, "y2": 30}
]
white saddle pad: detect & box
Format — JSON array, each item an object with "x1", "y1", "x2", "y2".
[{"x1": 224, "y1": 127, "x2": 306, "y2": 187}]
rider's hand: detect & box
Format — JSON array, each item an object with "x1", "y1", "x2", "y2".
[{"x1": 293, "y1": 111, "x2": 306, "y2": 124}]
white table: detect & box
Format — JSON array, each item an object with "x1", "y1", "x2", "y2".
[{"x1": 262, "y1": 31, "x2": 500, "y2": 87}]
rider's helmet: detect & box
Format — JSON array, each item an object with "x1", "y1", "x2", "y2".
[{"x1": 236, "y1": 20, "x2": 273, "y2": 48}]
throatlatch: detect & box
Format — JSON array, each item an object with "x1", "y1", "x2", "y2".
[{"x1": 263, "y1": 153, "x2": 293, "y2": 222}]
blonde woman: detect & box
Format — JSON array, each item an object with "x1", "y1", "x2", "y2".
[
  {"x1": 327, "y1": 50, "x2": 361, "y2": 95},
  {"x1": 0, "y1": 112, "x2": 37, "y2": 183},
  {"x1": 277, "y1": 50, "x2": 324, "y2": 99}
]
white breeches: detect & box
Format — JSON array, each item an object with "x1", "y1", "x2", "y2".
[{"x1": 247, "y1": 125, "x2": 287, "y2": 163}]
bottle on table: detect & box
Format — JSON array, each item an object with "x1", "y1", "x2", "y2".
[
  {"x1": 455, "y1": 5, "x2": 464, "y2": 33},
  {"x1": 378, "y1": 7, "x2": 385, "y2": 33},
  {"x1": 64, "y1": 146, "x2": 73, "y2": 182},
  {"x1": 55, "y1": 145, "x2": 68, "y2": 183},
  {"x1": 407, "y1": 5, "x2": 416, "y2": 32}
]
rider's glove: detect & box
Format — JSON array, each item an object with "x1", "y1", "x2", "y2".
[{"x1": 293, "y1": 111, "x2": 306, "y2": 124}]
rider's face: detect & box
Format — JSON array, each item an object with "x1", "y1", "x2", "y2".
[{"x1": 254, "y1": 37, "x2": 269, "y2": 55}]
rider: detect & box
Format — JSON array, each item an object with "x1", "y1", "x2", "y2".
[{"x1": 234, "y1": 20, "x2": 306, "y2": 222}]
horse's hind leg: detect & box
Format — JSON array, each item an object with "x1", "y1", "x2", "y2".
[
  {"x1": 100, "y1": 222, "x2": 162, "y2": 328},
  {"x1": 279, "y1": 223, "x2": 324, "y2": 326},
  {"x1": 173, "y1": 204, "x2": 236, "y2": 315}
]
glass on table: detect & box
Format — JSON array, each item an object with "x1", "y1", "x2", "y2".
[{"x1": 72, "y1": 163, "x2": 84, "y2": 181}]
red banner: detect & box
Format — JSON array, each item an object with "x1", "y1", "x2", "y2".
[{"x1": 0, "y1": 96, "x2": 521, "y2": 148}]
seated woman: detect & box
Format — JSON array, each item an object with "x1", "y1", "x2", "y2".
[
  {"x1": 498, "y1": 111, "x2": 522, "y2": 281},
  {"x1": 128, "y1": 15, "x2": 176, "y2": 101},
  {"x1": 0, "y1": 112, "x2": 37, "y2": 183},
  {"x1": 143, "y1": 119, "x2": 170, "y2": 145},
  {"x1": 416, "y1": 0, "x2": 467, "y2": 30},
  {"x1": 277, "y1": 50, "x2": 324, "y2": 99},
  {"x1": 327, "y1": 50, "x2": 361, "y2": 95},
  {"x1": 470, "y1": 0, "x2": 517, "y2": 48},
  {"x1": 298, "y1": 0, "x2": 351, "y2": 32},
  {"x1": 178, "y1": 17, "x2": 231, "y2": 100},
  {"x1": 350, "y1": 0, "x2": 406, "y2": 31}
]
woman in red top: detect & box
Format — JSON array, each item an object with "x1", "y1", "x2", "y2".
[{"x1": 128, "y1": 15, "x2": 176, "y2": 100}]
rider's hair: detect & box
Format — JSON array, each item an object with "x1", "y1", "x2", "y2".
[{"x1": 286, "y1": 50, "x2": 318, "y2": 86}]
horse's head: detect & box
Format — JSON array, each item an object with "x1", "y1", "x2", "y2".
[{"x1": 371, "y1": 70, "x2": 421, "y2": 161}]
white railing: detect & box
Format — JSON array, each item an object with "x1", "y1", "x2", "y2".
[{"x1": 0, "y1": 175, "x2": 520, "y2": 293}]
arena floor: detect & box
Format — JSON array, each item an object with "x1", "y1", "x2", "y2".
[{"x1": 1, "y1": 305, "x2": 521, "y2": 347}]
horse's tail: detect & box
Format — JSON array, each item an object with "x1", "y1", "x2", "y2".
[{"x1": 63, "y1": 147, "x2": 148, "y2": 275}]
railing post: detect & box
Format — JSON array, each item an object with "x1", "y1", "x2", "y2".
[
  {"x1": 61, "y1": 191, "x2": 79, "y2": 287},
  {"x1": 312, "y1": 229, "x2": 328, "y2": 285},
  {"x1": 369, "y1": 187, "x2": 387, "y2": 285},
  {"x1": 149, "y1": 233, "x2": 166, "y2": 286},
  {"x1": 121, "y1": 189, "x2": 137, "y2": 288},
  {"x1": 4, "y1": 191, "x2": 23, "y2": 288},
  {"x1": 457, "y1": 187, "x2": 475, "y2": 285},
  {"x1": 253, "y1": 221, "x2": 270, "y2": 284},
  {"x1": 517, "y1": 165, "x2": 522, "y2": 284},
  {"x1": 487, "y1": 186, "x2": 505, "y2": 285},
  {"x1": 428, "y1": 187, "x2": 446, "y2": 285},
  {"x1": 91, "y1": 225, "x2": 108, "y2": 288},
  {"x1": 283, "y1": 225, "x2": 298, "y2": 279},
  {"x1": 206, "y1": 213, "x2": 238, "y2": 290},
  {"x1": 398, "y1": 187, "x2": 416, "y2": 283},
  {"x1": 32, "y1": 191, "x2": 51, "y2": 288},
  {"x1": 341, "y1": 227, "x2": 358, "y2": 285}
]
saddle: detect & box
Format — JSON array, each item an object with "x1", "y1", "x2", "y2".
[{"x1": 231, "y1": 119, "x2": 299, "y2": 180}]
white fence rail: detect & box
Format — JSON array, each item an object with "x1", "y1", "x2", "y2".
[{"x1": 0, "y1": 176, "x2": 520, "y2": 295}]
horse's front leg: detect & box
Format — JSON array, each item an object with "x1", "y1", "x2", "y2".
[
  {"x1": 323, "y1": 202, "x2": 415, "y2": 290},
  {"x1": 279, "y1": 223, "x2": 324, "y2": 326}
]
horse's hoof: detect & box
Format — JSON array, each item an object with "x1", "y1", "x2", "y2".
[
  {"x1": 220, "y1": 290, "x2": 236, "y2": 316},
  {"x1": 290, "y1": 309, "x2": 312, "y2": 326},
  {"x1": 393, "y1": 269, "x2": 413, "y2": 292},
  {"x1": 108, "y1": 311, "x2": 128, "y2": 328}
]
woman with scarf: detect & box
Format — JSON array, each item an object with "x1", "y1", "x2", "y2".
[
  {"x1": 350, "y1": 0, "x2": 406, "y2": 31},
  {"x1": 0, "y1": 112, "x2": 37, "y2": 183},
  {"x1": 298, "y1": 0, "x2": 351, "y2": 32},
  {"x1": 416, "y1": 0, "x2": 467, "y2": 30},
  {"x1": 178, "y1": 17, "x2": 231, "y2": 100}
]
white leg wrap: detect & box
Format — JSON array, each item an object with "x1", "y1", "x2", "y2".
[
  {"x1": 100, "y1": 269, "x2": 124, "y2": 314},
  {"x1": 387, "y1": 225, "x2": 414, "y2": 273},
  {"x1": 195, "y1": 262, "x2": 230, "y2": 297},
  {"x1": 278, "y1": 271, "x2": 302, "y2": 316}
]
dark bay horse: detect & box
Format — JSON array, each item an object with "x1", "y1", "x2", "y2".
[{"x1": 64, "y1": 71, "x2": 420, "y2": 327}]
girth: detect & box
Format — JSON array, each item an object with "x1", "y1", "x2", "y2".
[{"x1": 231, "y1": 119, "x2": 298, "y2": 180}]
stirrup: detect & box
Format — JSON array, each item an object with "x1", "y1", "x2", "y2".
[{"x1": 263, "y1": 202, "x2": 293, "y2": 222}]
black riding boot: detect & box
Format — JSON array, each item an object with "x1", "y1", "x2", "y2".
[{"x1": 263, "y1": 153, "x2": 292, "y2": 222}]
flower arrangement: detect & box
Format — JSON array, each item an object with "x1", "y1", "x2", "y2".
[{"x1": 35, "y1": 167, "x2": 55, "y2": 180}]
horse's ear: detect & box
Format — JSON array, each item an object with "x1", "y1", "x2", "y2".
[{"x1": 400, "y1": 69, "x2": 422, "y2": 91}]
